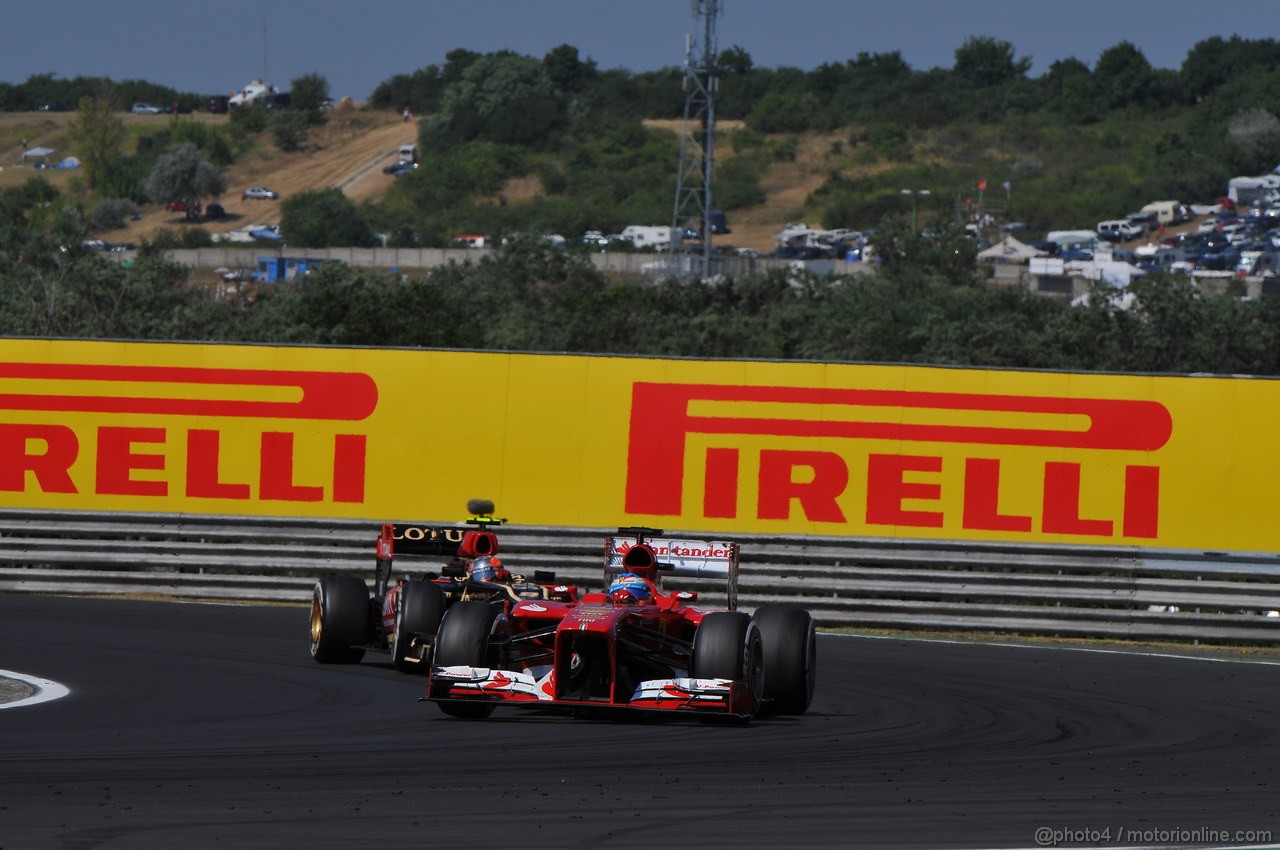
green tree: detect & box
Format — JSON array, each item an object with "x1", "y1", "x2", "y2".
[
  {"x1": 873, "y1": 216, "x2": 980, "y2": 288},
  {"x1": 88, "y1": 198, "x2": 140, "y2": 231},
  {"x1": 144, "y1": 143, "x2": 228, "y2": 219},
  {"x1": 1040, "y1": 57, "x2": 1101, "y2": 121},
  {"x1": 718, "y1": 45, "x2": 754, "y2": 76},
  {"x1": 543, "y1": 44, "x2": 595, "y2": 93},
  {"x1": 271, "y1": 110, "x2": 311, "y2": 152},
  {"x1": 1092, "y1": 41, "x2": 1158, "y2": 109},
  {"x1": 160, "y1": 120, "x2": 236, "y2": 167},
  {"x1": 1227, "y1": 108, "x2": 1280, "y2": 170},
  {"x1": 65, "y1": 96, "x2": 125, "y2": 192},
  {"x1": 289, "y1": 72, "x2": 330, "y2": 124},
  {"x1": 280, "y1": 188, "x2": 377, "y2": 247},
  {"x1": 747, "y1": 90, "x2": 823, "y2": 133},
  {"x1": 1180, "y1": 36, "x2": 1280, "y2": 101},
  {"x1": 427, "y1": 52, "x2": 564, "y2": 148},
  {"x1": 953, "y1": 36, "x2": 1031, "y2": 87}
]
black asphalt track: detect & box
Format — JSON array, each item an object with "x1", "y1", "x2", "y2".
[{"x1": 2, "y1": 594, "x2": 1278, "y2": 849}]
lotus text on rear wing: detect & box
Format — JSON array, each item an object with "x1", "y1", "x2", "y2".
[
  {"x1": 0, "y1": 363, "x2": 377, "y2": 504},
  {"x1": 625, "y1": 382, "x2": 1174, "y2": 541}
]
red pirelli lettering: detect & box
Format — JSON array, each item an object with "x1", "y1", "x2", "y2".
[
  {"x1": 758, "y1": 450, "x2": 849, "y2": 523},
  {"x1": 259, "y1": 432, "x2": 323, "y2": 502},
  {"x1": 866, "y1": 454, "x2": 943, "y2": 528},
  {"x1": 185, "y1": 429, "x2": 251, "y2": 499},
  {"x1": 626, "y1": 382, "x2": 1173, "y2": 517},
  {"x1": 962, "y1": 458, "x2": 1033, "y2": 533},
  {"x1": 0, "y1": 363, "x2": 377, "y2": 421},
  {"x1": 96, "y1": 426, "x2": 167, "y2": 496},
  {"x1": 0, "y1": 423, "x2": 78, "y2": 493}
]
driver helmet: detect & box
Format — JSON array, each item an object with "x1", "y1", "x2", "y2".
[
  {"x1": 608, "y1": 573, "x2": 653, "y2": 605},
  {"x1": 469, "y1": 555, "x2": 509, "y2": 583}
]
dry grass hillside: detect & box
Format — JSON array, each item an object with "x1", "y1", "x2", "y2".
[
  {"x1": 1, "y1": 108, "x2": 415, "y2": 245},
  {"x1": 1, "y1": 109, "x2": 839, "y2": 252}
]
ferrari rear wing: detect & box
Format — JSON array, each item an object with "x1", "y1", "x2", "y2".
[{"x1": 603, "y1": 527, "x2": 740, "y2": 611}]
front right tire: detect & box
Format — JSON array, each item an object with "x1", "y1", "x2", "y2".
[{"x1": 692, "y1": 611, "x2": 764, "y2": 721}]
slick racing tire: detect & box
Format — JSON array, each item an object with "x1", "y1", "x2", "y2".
[
  {"x1": 392, "y1": 581, "x2": 447, "y2": 674},
  {"x1": 692, "y1": 611, "x2": 764, "y2": 721},
  {"x1": 432, "y1": 601, "x2": 503, "y2": 719},
  {"x1": 310, "y1": 575, "x2": 371, "y2": 664},
  {"x1": 753, "y1": 605, "x2": 817, "y2": 715}
]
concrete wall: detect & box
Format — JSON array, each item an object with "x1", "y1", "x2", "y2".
[{"x1": 162, "y1": 247, "x2": 869, "y2": 279}]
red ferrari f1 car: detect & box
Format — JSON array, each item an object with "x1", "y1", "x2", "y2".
[
  {"x1": 309, "y1": 501, "x2": 578, "y2": 672},
  {"x1": 426, "y1": 527, "x2": 816, "y2": 722}
]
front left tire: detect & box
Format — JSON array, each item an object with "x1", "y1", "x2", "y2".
[
  {"x1": 310, "y1": 575, "x2": 371, "y2": 664},
  {"x1": 432, "y1": 601, "x2": 503, "y2": 718},
  {"x1": 754, "y1": 605, "x2": 817, "y2": 715}
]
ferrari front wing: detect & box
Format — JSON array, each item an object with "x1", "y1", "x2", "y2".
[{"x1": 427, "y1": 665, "x2": 756, "y2": 717}]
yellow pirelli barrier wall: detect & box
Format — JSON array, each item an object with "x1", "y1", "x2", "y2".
[{"x1": 0, "y1": 338, "x2": 1275, "y2": 553}]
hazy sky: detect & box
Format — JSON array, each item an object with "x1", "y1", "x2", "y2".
[{"x1": 2, "y1": 1, "x2": 1275, "y2": 101}]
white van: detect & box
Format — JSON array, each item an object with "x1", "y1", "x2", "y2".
[
  {"x1": 1140, "y1": 200, "x2": 1189, "y2": 226},
  {"x1": 1046, "y1": 230, "x2": 1103, "y2": 252},
  {"x1": 1096, "y1": 220, "x2": 1143, "y2": 242},
  {"x1": 620, "y1": 225, "x2": 679, "y2": 249}
]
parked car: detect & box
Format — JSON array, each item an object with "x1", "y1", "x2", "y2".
[
  {"x1": 1198, "y1": 246, "x2": 1241, "y2": 270},
  {"x1": 382, "y1": 161, "x2": 416, "y2": 177},
  {"x1": 242, "y1": 186, "x2": 279, "y2": 200},
  {"x1": 81, "y1": 240, "x2": 135, "y2": 252},
  {"x1": 1125, "y1": 211, "x2": 1159, "y2": 233},
  {"x1": 1097, "y1": 220, "x2": 1143, "y2": 242},
  {"x1": 131, "y1": 103, "x2": 163, "y2": 115},
  {"x1": 205, "y1": 203, "x2": 226, "y2": 220}
]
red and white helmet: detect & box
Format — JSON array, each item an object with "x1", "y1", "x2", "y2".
[{"x1": 607, "y1": 573, "x2": 653, "y2": 605}]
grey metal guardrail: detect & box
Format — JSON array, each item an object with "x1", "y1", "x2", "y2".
[{"x1": 0, "y1": 509, "x2": 1278, "y2": 645}]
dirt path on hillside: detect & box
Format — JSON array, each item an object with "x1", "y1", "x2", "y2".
[
  {"x1": 105, "y1": 111, "x2": 415, "y2": 243},
  {"x1": 5, "y1": 110, "x2": 797, "y2": 252}
]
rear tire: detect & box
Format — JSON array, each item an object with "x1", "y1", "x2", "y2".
[
  {"x1": 392, "y1": 581, "x2": 447, "y2": 674},
  {"x1": 310, "y1": 575, "x2": 370, "y2": 664},
  {"x1": 692, "y1": 611, "x2": 764, "y2": 720},
  {"x1": 433, "y1": 601, "x2": 502, "y2": 718},
  {"x1": 754, "y1": 606, "x2": 816, "y2": 715}
]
